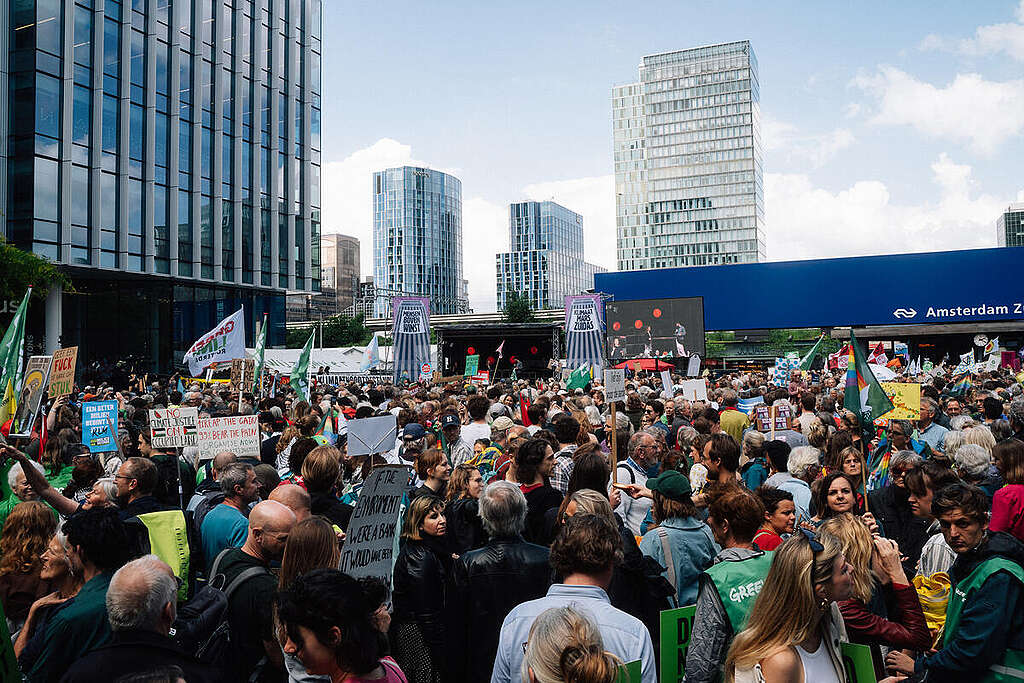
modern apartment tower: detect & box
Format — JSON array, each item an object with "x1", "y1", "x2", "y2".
[
  {"x1": 613, "y1": 41, "x2": 764, "y2": 271},
  {"x1": 997, "y1": 203, "x2": 1024, "y2": 247},
  {"x1": 495, "y1": 200, "x2": 606, "y2": 311},
  {"x1": 372, "y1": 166, "x2": 467, "y2": 316},
  {"x1": 0, "y1": 0, "x2": 322, "y2": 369}
]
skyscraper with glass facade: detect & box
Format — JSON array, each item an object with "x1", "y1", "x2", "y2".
[
  {"x1": 372, "y1": 166, "x2": 467, "y2": 317},
  {"x1": 997, "y1": 203, "x2": 1024, "y2": 248},
  {"x1": 613, "y1": 41, "x2": 764, "y2": 271},
  {"x1": 0, "y1": 0, "x2": 321, "y2": 369},
  {"x1": 495, "y1": 200, "x2": 606, "y2": 311}
]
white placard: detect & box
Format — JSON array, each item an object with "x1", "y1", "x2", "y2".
[
  {"x1": 148, "y1": 407, "x2": 199, "y2": 448},
  {"x1": 604, "y1": 369, "x2": 626, "y2": 403},
  {"x1": 677, "y1": 379, "x2": 708, "y2": 402},
  {"x1": 687, "y1": 354, "x2": 701, "y2": 377},
  {"x1": 197, "y1": 415, "x2": 260, "y2": 460},
  {"x1": 660, "y1": 370, "x2": 673, "y2": 399}
]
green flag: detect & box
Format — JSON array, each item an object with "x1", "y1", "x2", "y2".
[
  {"x1": 0, "y1": 288, "x2": 31, "y2": 392},
  {"x1": 566, "y1": 362, "x2": 592, "y2": 391},
  {"x1": 843, "y1": 330, "x2": 894, "y2": 421},
  {"x1": 252, "y1": 313, "x2": 268, "y2": 394},
  {"x1": 289, "y1": 330, "x2": 315, "y2": 401},
  {"x1": 798, "y1": 333, "x2": 826, "y2": 371}
]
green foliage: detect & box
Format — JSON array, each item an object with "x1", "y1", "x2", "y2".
[
  {"x1": 286, "y1": 313, "x2": 373, "y2": 348},
  {"x1": 0, "y1": 237, "x2": 72, "y2": 306},
  {"x1": 502, "y1": 291, "x2": 535, "y2": 323},
  {"x1": 705, "y1": 331, "x2": 734, "y2": 358}
]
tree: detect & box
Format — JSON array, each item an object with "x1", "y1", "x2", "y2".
[
  {"x1": 502, "y1": 291, "x2": 535, "y2": 323},
  {"x1": 286, "y1": 313, "x2": 373, "y2": 348},
  {"x1": 0, "y1": 237, "x2": 71, "y2": 314}
]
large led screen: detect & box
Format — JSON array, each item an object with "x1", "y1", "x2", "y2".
[{"x1": 605, "y1": 297, "x2": 705, "y2": 361}]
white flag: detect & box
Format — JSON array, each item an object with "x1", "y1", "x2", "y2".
[
  {"x1": 183, "y1": 308, "x2": 246, "y2": 376},
  {"x1": 361, "y1": 334, "x2": 380, "y2": 372}
]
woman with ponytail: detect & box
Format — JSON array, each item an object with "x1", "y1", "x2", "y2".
[{"x1": 522, "y1": 606, "x2": 622, "y2": 683}]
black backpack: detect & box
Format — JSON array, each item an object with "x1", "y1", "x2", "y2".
[{"x1": 170, "y1": 549, "x2": 271, "y2": 669}]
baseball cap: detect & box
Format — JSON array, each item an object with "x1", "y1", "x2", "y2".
[
  {"x1": 402, "y1": 423, "x2": 427, "y2": 440},
  {"x1": 646, "y1": 470, "x2": 692, "y2": 502},
  {"x1": 492, "y1": 416, "x2": 514, "y2": 431},
  {"x1": 440, "y1": 414, "x2": 460, "y2": 429}
]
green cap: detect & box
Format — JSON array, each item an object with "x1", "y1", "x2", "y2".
[{"x1": 646, "y1": 470, "x2": 692, "y2": 502}]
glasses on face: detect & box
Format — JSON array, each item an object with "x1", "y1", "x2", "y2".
[
  {"x1": 892, "y1": 468, "x2": 910, "y2": 478},
  {"x1": 890, "y1": 431, "x2": 905, "y2": 437},
  {"x1": 114, "y1": 474, "x2": 136, "y2": 482}
]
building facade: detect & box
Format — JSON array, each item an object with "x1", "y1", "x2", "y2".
[
  {"x1": 495, "y1": 200, "x2": 606, "y2": 311},
  {"x1": 372, "y1": 166, "x2": 467, "y2": 316},
  {"x1": 613, "y1": 41, "x2": 764, "y2": 272},
  {"x1": 1, "y1": 0, "x2": 321, "y2": 369},
  {"x1": 285, "y1": 232, "x2": 358, "y2": 322},
  {"x1": 997, "y1": 203, "x2": 1024, "y2": 247}
]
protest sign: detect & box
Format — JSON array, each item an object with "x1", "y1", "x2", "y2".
[
  {"x1": 617, "y1": 661, "x2": 642, "y2": 683},
  {"x1": 148, "y1": 407, "x2": 199, "y2": 448},
  {"x1": 82, "y1": 400, "x2": 119, "y2": 453},
  {"x1": 604, "y1": 369, "x2": 626, "y2": 403},
  {"x1": 677, "y1": 379, "x2": 707, "y2": 402},
  {"x1": 230, "y1": 358, "x2": 245, "y2": 391},
  {"x1": 659, "y1": 604, "x2": 696, "y2": 682},
  {"x1": 660, "y1": 370, "x2": 673, "y2": 398},
  {"x1": 470, "y1": 371, "x2": 490, "y2": 386},
  {"x1": 197, "y1": 415, "x2": 260, "y2": 460},
  {"x1": 10, "y1": 356, "x2": 52, "y2": 438},
  {"x1": 339, "y1": 465, "x2": 410, "y2": 584},
  {"x1": 464, "y1": 354, "x2": 479, "y2": 377},
  {"x1": 877, "y1": 382, "x2": 921, "y2": 421},
  {"x1": 348, "y1": 415, "x2": 398, "y2": 457},
  {"x1": 48, "y1": 347, "x2": 77, "y2": 397},
  {"x1": 840, "y1": 642, "x2": 878, "y2": 683},
  {"x1": 183, "y1": 307, "x2": 246, "y2": 377},
  {"x1": 686, "y1": 354, "x2": 701, "y2": 377},
  {"x1": 754, "y1": 403, "x2": 793, "y2": 432}
]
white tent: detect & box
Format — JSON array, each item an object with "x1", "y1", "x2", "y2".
[{"x1": 245, "y1": 345, "x2": 438, "y2": 374}]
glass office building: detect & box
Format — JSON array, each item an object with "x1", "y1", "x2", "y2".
[
  {"x1": 997, "y1": 203, "x2": 1024, "y2": 247},
  {"x1": 495, "y1": 200, "x2": 606, "y2": 310},
  {"x1": 613, "y1": 41, "x2": 765, "y2": 271},
  {"x1": 1, "y1": 0, "x2": 321, "y2": 369},
  {"x1": 373, "y1": 166, "x2": 467, "y2": 317}
]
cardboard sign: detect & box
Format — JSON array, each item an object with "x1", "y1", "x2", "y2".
[
  {"x1": 339, "y1": 465, "x2": 410, "y2": 584},
  {"x1": 677, "y1": 379, "x2": 707, "y2": 402},
  {"x1": 10, "y1": 356, "x2": 52, "y2": 438},
  {"x1": 604, "y1": 369, "x2": 626, "y2": 403},
  {"x1": 197, "y1": 415, "x2": 260, "y2": 460},
  {"x1": 686, "y1": 354, "x2": 701, "y2": 377},
  {"x1": 840, "y1": 642, "x2": 878, "y2": 683},
  {"x1": 148, "y1": 407, "x2": 199, "y2": 448},
  {"x1": 464, "y1": 355, "x2": 479, "y2": 377},
  {"x1": 659, "y1": 604, "x2": 697, "y2": 682},
  {"x1": 48, "y1": 347, "x2": 78, "y2": 397},
  {"x1": 82, "y1": 400, "x2": 119, "y2": 453},
  {"x1": 230, "y1": 358, "x2": 245, "y2": 391}
]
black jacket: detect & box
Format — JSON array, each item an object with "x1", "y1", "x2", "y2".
[
  {"x1": 918, "y1": 532, "x2": 1024, "y2": 680},
  {"x1": 452, "y1": 535, "x2": 551, "y2": 682},
  {"x1": 445, "y1": 497, "x2": 486, "y2": 555},
  {"x1": 58, "y1": 629, "x2": 211, "y2": 683},
  {"x1": 309, "y1": 490, "x2": 354, "y2": 531},
  {"x1": 392, "y1": 537, "x2": 452, "y2": 669},
  {"x1": 523, "y1": 484, "x2": 563, "y2": 545},
  {"x1": 260, "y1": 434, "x2": 280, "y2": 467},
  {"x1": 868, "y1": 484, "x2": 930, "y2": 575}
]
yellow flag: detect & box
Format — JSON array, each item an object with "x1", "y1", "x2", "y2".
[{"x1": 0, "y1": 378, "x2": 16, "y2": 427}]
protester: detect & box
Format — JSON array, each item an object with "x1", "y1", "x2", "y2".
[
  {"x1": 13, "y1": 529, "x2": 83, "y2": 661},
  {"x1": 954, "y1": 442, "x2": 1001, "y2": 500},
  {"x1": 869, "y1": 449, "x2": 929, "y2": 575},
  {"x1": 137, "y1": 428, "x2": 195, "y2": 508},
  {"x1": 440, "y1": 412, "x2": 473, "y2": 468},
  {"x1": 686, "y1": 488, "x2": 773, "y2": 683},
  {"x1": 809, "y1": 472, "x2": 861, "y2": 524},
  {"x1": 200, "y1": 462, "x2": 259, "y2": 568},
  {"x1": 992, "y1": 438, "x2": 1024, "y2": 541},
  {"x1": 443, "y1": 463, "x2": 485, "y2": 554},
  {"x1": 739, "y1": 430, "x2": 768, "y2": 490},
  {"x1": 492, "y1": 514, "x2": 656, "y2": 683},
  {"x1": 614, "y1": 432, "x2": 659, "y2": 536},
  {"x1": 0, "y1": 460, "x2": 48, "y2": 534},
  {"x1": 905, "y1": 460, "x2": 961, "y2": 577},
  {"x1": 301, "y1": 446, "x2": 354, "y2": 530},
  {"x1": 511, "y1": 438, "x2": 562, "y2": 544},
  {"x1": 752, "y1": 486, "x2": 795, "y2": 550},
  {"x1": 719, "y1": 390, "x2": 751, "y2": 444},
  {"x1": 0, "y1": 500, "x2": 58, "y2": 628},
  {"x1": 391, "y1": 495, "x2": 451, "y2": 683},
  {"x1": 452, "y1": 481, "x2": 551, "y2": 681},
  {"x1": 521, "y1": 606, "x2": 622, "y2": 683},
  {"x1": 187, "y1": 451, "x2": 238, "y2": 534},
  {"x1": 409, "y1": 447, "x2": 451, "y2": 502},
  {"x1": 918, "y1": 397, "x2": 951, "y2": 453},
  {"x1": 763, "y1": 443, "x2": 814, "y2": 523}
]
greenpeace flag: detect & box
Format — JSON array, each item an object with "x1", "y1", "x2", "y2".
[
  {"x1": 844, "y1": 331, "x2": 894, "y2": 423},
  {"x1": 183, "y1": 307, "x2": 246, "y2": 376}
]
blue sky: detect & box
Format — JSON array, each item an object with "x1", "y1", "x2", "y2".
[{"x1": 320, "y1": 1, "x2": 1024, "y2": 311}]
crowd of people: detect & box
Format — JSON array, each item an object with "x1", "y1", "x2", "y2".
[{"x1": 0, "y1": 359, "x2": 1022, "y2": 683}]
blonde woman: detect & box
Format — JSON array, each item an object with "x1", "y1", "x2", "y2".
[
  {"x1": 725, "y1": 530, "x2": 853, "y2": 683},
  {"x1": 522, "y1": 606, "x2": 622, "y2": 683},
  {"x1": 819, "y1": 514, "x2": 930, "y2": 651}
]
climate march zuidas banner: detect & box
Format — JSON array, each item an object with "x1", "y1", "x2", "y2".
[
  {"x1": 565, "y1": 294, "x2": 604, "y2": 373},
  {"x1": 183, "y1": 307, "x2": 246, "y2": 377},
  {"x1": 391, "y1": 298, "x2": 431, "y2": 384}
]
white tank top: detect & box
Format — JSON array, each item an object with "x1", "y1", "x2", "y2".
[{"x1": 795, "y1": 639, "x2": 840, "y2": 683}]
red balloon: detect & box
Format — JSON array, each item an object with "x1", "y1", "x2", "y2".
[
  {"x1": 652, "y1": 308, "x2": 662, "y2": 318},
  {"x1": 487, "y1": 356, "x2": 495, "y2": 365},
  {"x1": 509, "y1": 356, "x2": 517, "y2": 363},
  {"x1": 530, "y1": 346, "x2": 538, "y2": 355},
  {"x1": 634, "y1": 319, "x2": 643, "y2": 329},
  {"x1": 612, "y1": 322, "x2": 621, "y2": 331},
  {"x1": 467, "y1": 346, "x2": 475, "y2": 355}
]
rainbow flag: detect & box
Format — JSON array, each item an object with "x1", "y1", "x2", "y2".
[
  {"x1": 948, "y1": 372, "x2": 972, "y2": 397},
  {"x1": 844, "y1": 331, "x2": 895, "y2": 423},
  {"x1": 867, "y1": 446, "x2": 892, "y2": 491}
]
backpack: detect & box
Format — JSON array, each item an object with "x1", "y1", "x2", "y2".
[{"x1": 170, "y1": 549, "x2": 271, "y2": 668}]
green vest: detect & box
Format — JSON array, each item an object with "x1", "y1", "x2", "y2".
[
  {"x1": 942, "y1": 556, "x2": 1024, "y2": 682},
  {"x1": 705, "y1": 551, "x2": 774, "y2": 633},
  {"x1": 136, "y1": 509, "x2": 191, "y2": 601}
]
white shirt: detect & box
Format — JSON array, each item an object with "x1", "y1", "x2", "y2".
[{"x1": 460, "y1": 421, "x2": 492, "y2": 446}]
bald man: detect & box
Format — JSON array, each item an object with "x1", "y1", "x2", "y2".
[
  {"x1": 268, "y1": 484, "x2": 311, "y2": 522},
  {"x1": 212, "y1": 500, "x2": 295, "y2": 682}
]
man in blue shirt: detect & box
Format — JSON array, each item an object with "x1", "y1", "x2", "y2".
[
  {"x1": 918, "y1": 397, "x2": 950, "y2": 453},
  {"x1": 491, "y1": 514, "x2": 657, "y2": 683},
  {"x1": 200, "y1": 463, "x2": 259, "y2": 568}
]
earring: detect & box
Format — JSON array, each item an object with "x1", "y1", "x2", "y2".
[{"x1": 818, "y1": 597, "x2": 829, "y2": 611}]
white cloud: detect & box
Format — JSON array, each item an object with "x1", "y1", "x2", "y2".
[
  {"x1": 920, "y1": 1, "x2": 1024, "y2": 61},
  {"x1": 851, "y1": 66, "x2": 1024, "y2": 155},
  {"x1": 522, "y1": 175, "x2": 616, "y2": 270},
  {"x1": 761, "y1": 116, "x2": 855, "y2": 168},
  {"x1": 765, "y1": 153, "x2": 1013, "y2": 261},
  {"x1": 462, "y1": 197, "x2": 507, "y2": 312}
]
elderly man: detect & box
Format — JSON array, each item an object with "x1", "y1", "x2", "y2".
[
  {"x1": 187, "y1": 450, "x2": 239, "y2": 534},
  {"x1": 763, "y1": 442, "x2": 816, "y2": 524},
  {"x1": 615, "y1": 431, "x2": 660, "y2": 535},
  {"x1": 453, "y1": 481, "x2": 551, "y2": 681},
  {"x1": 200, "y1": 463, "x2": 260, "y2": 568},
  {"x1": 60, "y1": 555, "x2": 209, "y2": 682},
  {"x1": 0, "y1": 459, "x2": 47, "y2": 534},
  {"x1": 918, "y1": 397, "x2": 950, "y2": 453},
  {"x1": 268, "y1": 483, "x2": 311, "y2": 522},
  {"x1": 718, "y1": 390, "x2": 750, "y2": 444}
]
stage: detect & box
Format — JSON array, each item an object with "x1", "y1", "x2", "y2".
[{"x1": 435, "y1": 322, "x2": 562, "y2": 379}]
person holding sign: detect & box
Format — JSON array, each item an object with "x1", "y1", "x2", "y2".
[{"x1": 724, "y1": 529, "x2": 853, "y2": 683}]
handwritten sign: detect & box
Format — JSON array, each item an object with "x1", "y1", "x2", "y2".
[
  {"x1": 464, "y1": 354, "x2": 479, "y2": 377},
  {"x1": 197, "y1": 415, "x2": 260, "y2": 460},
  {"x1": 659, "y1": 604, "x2": 696, "y2": 682},
  {"x1": 82, "y1": 400, "x2": 119, "y2": 453},
  {"x1": 149, "y1": 407, "x2": 199, "y2": 448},
  {"x1": 604, "y1": 369, "x2": 626, "y2": 403},
  {"x1": 339, "y1": 465, "x2": 410, "y2": 584},
  {"x1": 48, "y1": 347, "x2": 78, "y2": 397}
]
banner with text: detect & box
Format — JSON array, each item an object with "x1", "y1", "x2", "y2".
[
  {"x1": 149, "y1": 407, "x2": 199, "y2": 448},
  {"x1": 82, "y1": 400, "x2": 119, "y2": 453},
  {"x1": 183, "y1": 307, "x2": 246, "y2": 377},
  {"x1": 339, "y1": 465, "x2": 411, "y2": 585},
  {"x1": 48, "y1": 347, "x2": 77, "y2": 397},
  {"x1": 197, "y1": 415, "x2": 260, "y2": 460},
  {"x1": 391, "y1": 297, "x2": 431, "y2": 384},
  {"x1": 565, "y1": 294, "x2": 605, "y2": 374}
]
